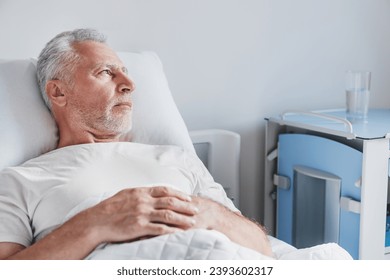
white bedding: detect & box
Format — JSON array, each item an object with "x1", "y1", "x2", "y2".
[
  {"x1": 268, "y1": 236, "x2": 352, "y2": 260},
  {"x1": 63, "y1": 188, "x2": 351, "y2": 260},
  {"x1": 64, "y1": 195, "x2": 351, "y2": 260},
  {"x1": 84, "y1": 228, "x2": 352, "y2": 260},
  {"x1": 87, "y1": 229, "x2": 271, "y2": 260}
]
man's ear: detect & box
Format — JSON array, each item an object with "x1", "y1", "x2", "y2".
[{"x1": 45, "y1": 80, "x2": 67, "y2": 107}]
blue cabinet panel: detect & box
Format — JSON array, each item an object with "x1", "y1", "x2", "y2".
[{"x1": 277, "y1": 134, "x2": 362, "y2": 259}]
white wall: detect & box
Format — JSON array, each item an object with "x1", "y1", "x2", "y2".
[{"x1": 1, "y1": 0, "x2": 390, "y2": 222}]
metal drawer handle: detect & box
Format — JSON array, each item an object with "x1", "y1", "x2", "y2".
[
  {"x1": 281, "y1": 110, "x2": 354, "y2": 134},
  {"x1": 340, "y1": 196, "x2": 361, "y2": 214}
]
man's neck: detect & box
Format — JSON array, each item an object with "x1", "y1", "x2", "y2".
[{"x1": 57, "y1": 129, "x2": 123, "y2": 149}]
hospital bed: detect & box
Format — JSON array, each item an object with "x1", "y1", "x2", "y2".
[{"x1": 0, "y1": 51, "x2": 351, "y2": 259}]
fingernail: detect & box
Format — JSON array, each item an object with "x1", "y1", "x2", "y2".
[{"x1": 193, "y1": 207, "x2": 199, "y2": 213}]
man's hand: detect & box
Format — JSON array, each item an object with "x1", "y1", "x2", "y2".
[{"x1": 83, "y1": 186, "x2": 199, "y2": 244}]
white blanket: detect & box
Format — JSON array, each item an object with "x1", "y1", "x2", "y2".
[
  {"x1": 66, "y1": 192, "x2": 352, "y2": 260},
  {"x1": 268, "y1": 236, "x2": 352, "y2": 260},
  {"x1": 87, "y1": 229, "x2": 271, "y2": 260},
  {"x1": 84, "y1": 229, "x2": 352, "y2": 260}
]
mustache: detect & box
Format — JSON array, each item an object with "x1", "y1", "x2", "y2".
[{"x1": 113, "y1": 99, "x2": 132, "y2": 107}]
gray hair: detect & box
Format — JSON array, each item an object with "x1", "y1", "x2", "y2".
[{"x1": 37, "y1": 28, "x2": 107, "y2": 109}]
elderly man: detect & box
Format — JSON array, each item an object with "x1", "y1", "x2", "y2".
[{"x1": 0, "y1": 29, "x2": 272, "y2": 259}]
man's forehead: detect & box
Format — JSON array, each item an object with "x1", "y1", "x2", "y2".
[{"x1": 73, "y1": 41, "x2": 128, "y2": 73}]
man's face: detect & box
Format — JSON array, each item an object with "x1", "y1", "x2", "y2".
[{"x1": 63, "y1": 41, "x2": 135, "y2": 136}]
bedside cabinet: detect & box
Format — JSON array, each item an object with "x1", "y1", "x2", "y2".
[{"x1": 264, "y1": 109, "x2": 390, "y2": 259}]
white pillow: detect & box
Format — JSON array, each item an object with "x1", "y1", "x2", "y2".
[
  {"x1": 0, "y1": 52, "x2": 194, "y2": 171},
  {"x1": 117, "y1": 52, "x2": 193, "y2": 151}
]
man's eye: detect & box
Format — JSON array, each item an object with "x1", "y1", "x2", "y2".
[{"x1": 101, "y1": 69, "x2": 113, "y2": 76}]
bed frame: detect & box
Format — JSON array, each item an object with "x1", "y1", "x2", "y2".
[{"x1": 190, "y1": 129, "x2": 240, "y2": 208}]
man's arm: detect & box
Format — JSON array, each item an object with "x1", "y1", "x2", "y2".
[
  {"x1": 190, "y1": 196, "x2": 274, "y2": 257},
  {"x1": 1, "y1": 212, "x2": 111, "y2": 260},
  {"x1": 0, "y1": 187, "x2": 198, "y2": 260}
]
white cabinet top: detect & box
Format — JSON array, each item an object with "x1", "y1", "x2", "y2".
[{"x1": 267, "y1": 109, "x2": 390, "y2": 140}]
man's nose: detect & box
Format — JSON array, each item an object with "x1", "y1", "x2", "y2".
[{"x1": 117, "y1": 72, "x2": 136, "y2": 94}]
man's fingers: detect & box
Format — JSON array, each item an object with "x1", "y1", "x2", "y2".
[
  {"x1": 150, "y1": 209, "x2": 196, "y2": 228},
  {"x1": 149, "y1": 186, "x2": 192, "y2": 201},
  {"x1": 143, "y1": 223, "x2": 184, "y2": 237},
  {"x1": 154, "y1": 197, "x2": 198, "y2": 215}
]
